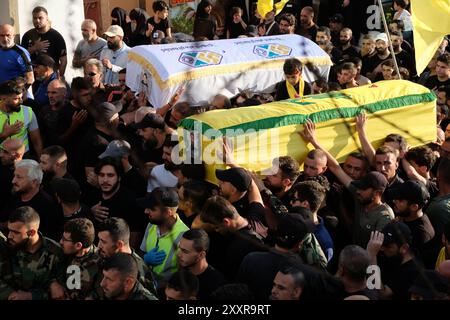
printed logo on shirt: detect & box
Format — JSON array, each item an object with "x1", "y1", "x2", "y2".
[
  {"x1": 253, "y1": 44, "x2": 292, "y2": 59},
  {"x1": 178, "y1": 51, "x2": 223, "y2": 68}
]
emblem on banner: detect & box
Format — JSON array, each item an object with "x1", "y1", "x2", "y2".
[
  {"x1": 253, "y1": 44, "x2": 292, "y2": 59},
  {"x1": 179, "y1": 51, "x2": 223, "y2": 67}
]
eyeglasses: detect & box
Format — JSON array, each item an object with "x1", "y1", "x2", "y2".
[{"x1": 61, "y1": 236, "x2": 74, "y2": 243}]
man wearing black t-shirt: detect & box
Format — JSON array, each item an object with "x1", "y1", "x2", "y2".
[
  {"x1": 21, "y1": 6, "x2": 67, "y2": 77},
  {"x1": 146, "y1": 1, "x2": 172, "y2": 39},
  {"x1": 200, "y1": 196, "x2": 264, "y2": 281},
  {"x1": 362, "y1": 33, "x2": 392, "y2": 80},
  {"x1": 391, "y1": 31, "x2": 415, "y2": 77},
  {"x1": 89, "y1": 157, "x2": 146, "y2": 248},
  {"x1": 425, "y1": 53, "x2": 450, "y2": 91},
  {"x1": 6, "y1": 159, "x2": 61, "y2": 241},
  {"x1": 177, "y1": 229, "x2": 226, "y2": 300}
]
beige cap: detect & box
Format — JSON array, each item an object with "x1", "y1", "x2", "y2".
[{"x1": 104, "y1": 25, "x2": 124, "y2": 38}]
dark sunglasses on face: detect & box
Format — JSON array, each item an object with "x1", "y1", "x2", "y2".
[{"x1": 85, "y1": 72, "x2": 97, "y2": 77}]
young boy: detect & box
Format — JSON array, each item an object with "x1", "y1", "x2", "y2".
[
  {"x1": 274, "y1": 58, "x2": 312, "y2": 101},
  {"x1": 226, "y1": 7, "x2": 247, "y2": 39},
  {"x1": 146, "y1": 1, "x2": 171, "y2": 39}
]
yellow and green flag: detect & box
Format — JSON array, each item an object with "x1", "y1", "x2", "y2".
[
  {"x1": 257, "y1": 0, "x2": 290, "y2": 19},
  {"x1": 411, "y1": 0, "x2": 450, "y2": 75}
]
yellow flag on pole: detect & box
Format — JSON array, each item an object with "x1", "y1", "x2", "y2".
[
  {"x1": 257, "y1": 0, "x2": 289, "y2": 19},
  {"x1": 411, "y1": 0, "x2": 450, "y2": 75}
]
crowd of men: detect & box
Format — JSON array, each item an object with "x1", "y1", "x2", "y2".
[{"x1": 1, "y1": 0, "x2": 450, "y2": 301}]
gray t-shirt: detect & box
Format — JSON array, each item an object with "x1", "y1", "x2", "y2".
[
  {"x1": 73, "y1": 38, "x2": 106, "y2": 67},
  {"x1": 348, "y1": 184, "x2": 395, "y2": 248}
]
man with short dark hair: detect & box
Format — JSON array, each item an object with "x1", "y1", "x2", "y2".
[
  {"x1": 297, "y1": 149, "x2": 328, "y2": 182},
  {"x1": 296, "y1": 6, "x2": 317, "y2": 40},
  {"x1": 100, "y1": 252, "x2": 157, "y2": 300},
  {"x1": 97, "y1": 217, "x2": 156, "y2": 295},
  {"x1": 54, "y1": 218, "x2": 100, "y2": 300},
  {"x1": 316, "y1": 26, "x2": 342, "y2": 64},
  {"x1": 425, "y1": 53, "x2": 450, "y2": 91},
  {"x1": 0, "y1": 206, "x2": 64, "y2": 300},
  {"x1": 361, "y1": 33, "x2": 392, "y2": 80},
  {"x1": 274, "y1": 58, "x2": 312, "y2": 101},
  {"x1": 391, "y1": 180, "x2": 435, "y2": 253},
  {"x1": 263, "y1": 156, "x2": 300, "y2": 206},
  {"x1": 278, "y1": 13, "x2": 296, "y2": 35},
  {"x1": 31, "y1": 54, "x2": 59, "y2": 108},
  {"x1": 90, "y1": 157, "x2": 145, "y2": 247},
  {"x1": 338, "y1": 28, "x2": 359, "y2": 61},
  {"x1": 39, "y1": 145, "x2": 73, "y2": 193},
  {"x1": 337, "y1": 62, "x2": 358, "y2": 88},
  {"x1": 201, "y1": 195, "x2": 264, "y2": 281},
  {"x1": 270, "y1": 266, "x2": 305, "y2": 300},
  {"x1": 177, "y1": 229, "x2": 225, "y2": 300},
  {"x1": 21, "y1": 6, "x2": 67, "y2": 77},
  {"x1": 390, "y1": 31, "x2": 415, "y2": 77}
]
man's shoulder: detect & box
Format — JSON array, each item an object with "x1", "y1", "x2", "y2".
[{"x1": 41, "y1": 236, "x2": 64, "y2": 256}]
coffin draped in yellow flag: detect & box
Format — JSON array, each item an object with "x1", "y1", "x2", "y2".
[
  {"x1": 178, "y1": 80, "x2": 436, "y2": 184},
  {"x1": 411, "y1": 0, "x2": 450, "y2": 75}
]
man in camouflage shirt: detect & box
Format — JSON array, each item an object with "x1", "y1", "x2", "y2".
[
  {"x1": 100, "y1": 252, "x2": 158, "y2": 300},
  {"x1": 96, "y1": 218, "x2": 157, "y2": 296},
  {"x1": 0, "y1": 206, "x2": 64, "y2": 300},
  {"x1": 53, "y1": 218, "x2": 101, "y2": 300}
]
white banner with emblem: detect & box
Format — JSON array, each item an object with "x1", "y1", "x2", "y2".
[{"x1": 126, "y1": 34, "x2": 332, "y2": 108}]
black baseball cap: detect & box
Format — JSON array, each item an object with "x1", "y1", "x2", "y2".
[
  {"x1": 329, "y1": 13, "x2": 344, "y2": 23},
  {"x1": 89, "y1": 102, "x2": 122, "y2": 125},
  {"x1": 33, "y1": 54, "x2": 56, "y2": 69},
  {"x1": 50, "y1": 178, "x2": 81, "y2": 203},
  {"x1": 382, "y1": 221, "x2": 412, "y2": 247},
  {"x1": 391, "y1": 180, "x2": 430, "y2": 206},
  {"x1": 277, "y1": 212, "x2": 313, "y2": 243},
  {"x1": 137, "y1": 187, "x2": 179, "y2": 208},
  {"x1": 215, "y1": 167, "x2": 252, "y2": 192},
  {"x1": 351, "y1": 171, "x2": 388, "y2": 191},
  {"x1": 133, "y1": 113, "x2": 166, "y2": 130}
]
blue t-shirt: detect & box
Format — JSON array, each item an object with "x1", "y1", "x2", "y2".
[
  {"x1": 33, "y1": 72, "x2": 58, "y2": 108},
  {"x1": 0, "y1": 44, "x2": 32, "y2": 83},
  {"x1": 314, "y1": 216, "x2": 334, "y2": 262}
]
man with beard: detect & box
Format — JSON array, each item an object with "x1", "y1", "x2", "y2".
[
  {"x1": 99, "y1": 140, "x2": 147, "y2": 197},
  {"x1": 97, "y1": 218, "x2": 156, "y2": 295},
  {"x1": 39, "y1": 145, "x2": 74, "y2": 194},
  {"x1": 90, "y1": 157, "x2": 145, "y2": 248},
  {"x1": 52, "y1": 218, "x2": 101, "y2": 300},
  {"x1": 300, "y1": 119, "x2": 394, "y2": 248},
  {"x1": 0, "y1": 24, "x2": 34, "y2": 86},
  {"x1": 425, "y1": 53, "x2": 450, "y2": 91},
  {"x1": 263, "y1": 156, "x2": 300, "y2": 207},
  {"x1": 32, "y1": 54, "x2": 59, "y2": 108},
  {"x1": 296, "y1": 6, "x2": 317, "y2": 40},
  {"x1": 391, "y1": 180, "x2": 435, "y2": 255},
  {"x1": 99, "y1": 25, "x2": 130, "y2": 85},
  {"x1": 338, "y1": 28, "x2": 359, "y2": 61},
  {"x1": 6, "y1": 159, "x2": 61, "y2": 240},
  {"x1": 0, "y1": 139, "x2": 25, "y2": 217},
  {"x1": 177, "y1": 229, "x2": 225, "y2": 300},
  {"x1": 278, "y1": 14, "x2": 296, "y2": 35},
  {"x1": 315, "y1": 26, "x2": 342, "y2": 65},
  {"x1": 146, "y1": 134, "x2": 179, "y2": 192},
  {"x1": 72, "y1": 20, "x2": 107, "y2": 69},
  {"x1": 80, "y1": 101, "x2": 122, "y2": 188},
  {"x1": 37, "y1": 79, "x2": 67, "y2": 146},
  {"x1": 100, "y1": 252, "x2": 157, "y2": 300},
  {"x1": 367, "y1": 222, "x2": 421, "y2": 300},
  {"x1": 0, "y1": 206, "x2": 64, "y2": 300},
  {"x1": 21, "y1": 6, "x2": 67, "y2": 77},
  {"x1": 362, "y1": 33, "x2": 392, "y2": 81},
  {"x1": 0, "y1": 80, "x2": 43, "y2": 156},
  {"x1": 328, "y1": 13, "x2": 344, "y2": 48},
  {"x1": 134, "y1": 113, "x2": 170, "y2": 165},
  {"x1": 138, "y1": 187, "x2": 189, "y2": 289},
  {"x1": 390, "y1": 31, "x2": 415, "y2": 78}
]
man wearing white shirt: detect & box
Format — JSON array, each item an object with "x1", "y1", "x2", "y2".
[{"x1": 100, "y1": 25, "x2": 130, "y2": 85}]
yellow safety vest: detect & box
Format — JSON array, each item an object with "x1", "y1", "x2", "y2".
[
  {"x1": 0, "y1": 105, "x2": 33, "y2": 151},
  {"x1": 145, "y1": 217, "x2": 189, "y2": 280}
]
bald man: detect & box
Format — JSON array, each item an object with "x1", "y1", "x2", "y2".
[
  {"x1": 0, "y1": 138, "x2": 25, "y2": 223},
  {"x1": 0, "y1": 24, "x2": 34, "y2": 86},
  {"x1": 72, "y1": 19, "x2": 106, "y2": 69},
  {"x1": 37, "y1": 79, "x2": 67, "y2": 146}
]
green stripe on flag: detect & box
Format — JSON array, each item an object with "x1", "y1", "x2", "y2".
[{"x1": 179, "y1": 92, "x2": 436, "y2": 136}]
